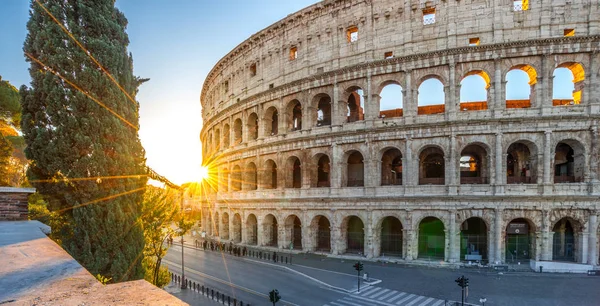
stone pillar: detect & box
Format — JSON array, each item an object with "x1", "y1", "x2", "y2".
[
  {"x1": 589, "y1": 52, "x2": 600, "y2": 114},
  {"x1": 364, "y1": 73, "x2": 377, "y2": 122},
  {"x1": 449, "y1": 211, "x2": 458, "y2": 263},
  {"x1": 581, "y1": 231, "x2": 589, "y2": 264},
  {"x1": 588, "y1": 214, "x2": 598, "y2": 265},
  {"x1": 331, "y1": 143, "x2": 341, "y2": 188},
  {"x1": 493, "y1": 59, "x2": 503, "y2": 118},
  {"x1": 405, "y1": 138, "x2": 414, "y2": 186},
  {"x1": 277, "y1": 223, "x2": 285, "y2": 249},
  {"x1": 543, "y1": 130, "x2": 552, "y2": 185},
  {"x1": 256, "y1": 215, "x2": 265, "y2": 246},
  {"x1": 371, "y1": 94, "x2": 381, "y2": 120},
  {"x1": 365, "y1": 211, "x2": 374, "y2": 258},
  {"x1": 446, "y1": 63, "x2": 457, "y2": 121},
  {"x1": 448, "y1": 135, "x2": 458, "y2": 195},
  {"x1": 494, "y1": 132, "x2": 505, "y2": 194},
  {"x1": 495, "y1": 209, "x2": 503, "y2": 264},
  {"x1": 331, "y1": 227, "x2": 340, "y2": 255},
  {"x1": 404, "y1": 228, "x2": 415, "y2": 260},
  {"x1": 541, "y1": 210, "x2": 552, "y2": 261},
  {"x1": 404, "y1": 70, "x2": 415, "y2": 123}
]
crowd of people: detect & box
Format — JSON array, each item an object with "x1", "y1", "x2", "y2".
[{"x1": 195, "y1": 239, "x2": 248, "y2": 257}]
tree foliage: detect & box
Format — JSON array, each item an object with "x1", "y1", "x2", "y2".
[
  {"x1": 21, "y1": 0, "x2": 147, "y2": 282},
  {"x1": 0, "y1": 76, "x2": 21, "y2": 127}
]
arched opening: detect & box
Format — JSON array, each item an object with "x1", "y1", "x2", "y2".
[
  {"x1": 286, "y1": 157, "x2": 302, "y2": 189},
  {"x1": 346, "y1": 88, "x2": 364, "y2": 122},
  {"x1": 552, "y1": 62, "x2": 584, "y2": 106},
  {"x1": 288, "y1": 100, "x2": 302, "y2": 131},
  {"x1": 460, "y1": 144, "x2": 489, "y2": 184},
  {"x1": 223, "y1": 124, "x2": 230, "y2": 148},
  {"x1": 380, "y1": 217, "x2": 403, "y2": 257},
  {"x1": 233, "y1": 118, "x2": 243, "y2": 145},
  {"x1": 554, "y1": 141, "x2": 584, "y2": 183},
  {"x1": 316, "y1": 154, "x2": 331, "y2": 187},
  {"x1": 552, "y1": 218, "x2": 580, "y2": 262},
  {"x1": 264, "y1": 159, "x2": 278, "y2": 189},
  {"x1": 245, "y1": 214, "x2": 256, "y2": 245},
  {"x1": 231, "y1": 165, "x2": 242, "y2": 191},
  {"x1": 221, "y1": 212, "x2": 230, "y2": 240},
  {"x1": 315, "y1": 95, "x2": 332, "y2": 126},
  {"x1": 460, "y1": 71, "x2": 489, "y2": 111},
  {"x1": 506, "y1": 141, "x2": 537, "y2": 184},
  {"x1": 262, "y1": 214, "x2": 278, "y2": 247},
  {"x1": 285, "y1": 215, "x2": 302, "y2": 250},
  {"x1": 417, "y1": 77, "x2": 445, "y2": 115},
  {"x1": 244, "y1": 162, "x2": 257, "y2": 191},
  {"x1": 344, "y1": 216, "x2": 365, "y2": 254},
  {"x1": 379, "y1": 83, "x2": 403, "y2": 118},
  {"x1": 232, "y1": 213, "x2": 242, "y2": 243},
  {"x1": 506, "y1": 65, "x2": 536, "y2": 109},
  {"x1": 312, "y1": 215, "x2": 331, "y2": 252},
  {"x1": 247, "y1": 112, "x2": 258, "y2": 140},
  {"x1": 221, "y1": 168, "x2": 229, "y2": 192},
  {"x1": 346, "y1": 151, "x2": 364, "y2": 187},
  {"x1": 419, "y1": 146, "x2": 445, "y2": 185},
  {"x1": 381, "y1": 148, "x2": 402, "y2": 186},
  {"x1": 418, "y1": 217, "x2": 445, "y2": 259},
  {"x1": 214, "y1": 129, "x2": 221, "y2": 151},
  {"x1": 460, "y1": 217, "x2": 487, "y2": 262},
  {"x1": 505, "y1": 218, "x2": 536, "y2": 262},
  {"x1": 264, "y1": 106, "x2": 279, "y2": 136}
]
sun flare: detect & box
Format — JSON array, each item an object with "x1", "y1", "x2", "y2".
[{"x1": 199, "y1": 166, "x2": 209, "y2": 181}]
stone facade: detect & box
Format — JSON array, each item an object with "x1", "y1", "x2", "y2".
[
  {"x1": 0, "y1": 187, "x2": 35, "y2": 221},
  {"x1": 199, "y1": 0, "x2": 600, "y2": 267}
]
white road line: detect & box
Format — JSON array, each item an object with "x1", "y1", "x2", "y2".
[
  {"x1": 347, "y1": 294, "x2": 400, "y2": 306},
  {"x1": 339, "y1": 297, "x2": 370, "y2": 306},
  {"x1": 370, "y1": 288, "x2": 390, "y2": 299},
  {"x1": 378, "y1": 290, "x2": 398, "y2": 301},
  {"x1": 418, "y1": 297, "x2": 434, "y2": 306},
  {"x1": 359, "y1": 287, "x2": 379, "y2": 296},
  {"x1": 405, "y1": 295, "x2": 424, "y2": 306},
  {"x1": 431, "y1": 300, "x2": 444, "y2": 306},
  {"x1": 395, "y1": 293, "x2": 415, "y2": 305},
  {"x1": 331, "y1": 302, "x2": 349, "y2": 306},
  {"x1": 387, "y1": 292, "x2": 406, "y2": 303}
]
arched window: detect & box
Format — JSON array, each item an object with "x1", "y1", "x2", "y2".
[
  {"x1": 233, "y1": 118, "x2": 243, "y2": 145},
  {"x1": 347, "y1": 151, "x2": 364, "y2": 187},
  {"x1": 264, "y1": 106, "x2": 278, "y2": 136},
  {"x1": 554, "y1": 141, "x2": 584, "y2": 183},
  {"x1": 264, "y1": 159, "x2": 278, "y2": 189},
  {"x1": 379, "y1": 83, "x2": 403, "y2": 118},
  {"x1": 286, "y1": 157, "x2": 302, "y2": 188},
  {"x1": 223, "y1": 124, "x2": 230, "y2": 148},
  {"x1": 419, "y1": 147, "x2": 445, "y2": 185},
  {"x1": 506, "y1": 65, "x2": 536, "y2": 109},
  {"x1": 214, "y1": 129, "x2": 220, "y2": 151},
  {"x1": 288, "y1": 100, "x2": 302, "y2": 131},
  {"x1": 244, "y1": 162, "x2": 257, "y2": 190},
  {"x1": 460, "y1": 71, "x2": 489, "y2": 111},
  {"x1": 506, "y1": 141, "x2": 538, "y2": 184},
  {"x1": 553, "y1": 63, "x2": 585, "y2": 106},
  {"x1": 347, "y1": 88, "x2": 364, "y2": 122},
  {"x1": 231, "y1": 165, "x2": 242, "y2": 191},
  {"x1": 417, "y1": 77, "x2": 445, "y2": 115},
  {"x1": 315, "y1": 95, "x2": 332, "y2": 126},
  {"x1": 316, "y1": 155, "x2": 330, "y2": 187},
  {"x1": 381, "y1": 148, "x2": 402, "y2": 185},
  {"x1": 247, "y1": 112, "x2": 258, "y2": 140},
  {"x1": 460, "y1": 144, "x2": 489, "y2": 184}
]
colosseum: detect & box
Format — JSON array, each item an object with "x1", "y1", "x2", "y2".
[{"x1": 199, "y1": 0, "x2": 600, "y2": 271}]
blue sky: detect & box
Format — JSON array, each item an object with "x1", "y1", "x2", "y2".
[{"x1": 0, "y1": 1, "x2": 573, "y2": 184}]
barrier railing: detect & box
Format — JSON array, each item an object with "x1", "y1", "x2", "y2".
[{"x1": 170, "y1": 272, "x2": 250, "y2": 306}]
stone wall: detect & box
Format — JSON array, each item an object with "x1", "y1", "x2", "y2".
[{"x1": 0, "y1": 187, "x2": 36, "y2": 221}]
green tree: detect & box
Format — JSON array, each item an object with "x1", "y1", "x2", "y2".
[
  {"x1": 140, "y1": 186, "x2": 178, "y2": 288},
  {"x1": 0, "y1": 76, "x2": 21, "y2": 127},
  {"x1": 0, "y1": 135, "x2": 13, "y2": 186},
  {"x1": 21, "y1": 0, "x2": 148, "y2": 282}
]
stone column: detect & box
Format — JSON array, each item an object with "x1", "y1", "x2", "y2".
[
  {"x1": 365, "y1": 158, "x2": 378, "y2": 188},
  {"x1": 449, "y1": 211, "x2": 458, "y2": 263},
  {"x1": 365, "y1": 210, "x2": 374, "y2": 258},
  {"x1": 588, "y1": 214, "x2": 598, "y2": 265},
  {"x1": 331, "y1": 227, "x2": 340, "y2": 255},
  {"x1": 588, "y1": 52, "x2": 600, "y2": 114},
  {"x1": 405, "y1": 138, "x2": 414, "y2": 186},
  {"x1": 581, "y1": 231, "x2": 589, "y2": 264},
  {"x1": 256, "y1": 215, "x2": 265, "y2": 246},
  {"x1": 541, "y1": 210, "x2": 552, "y2": 261},
  {"x1": 331, "y1": 143, "x2": 342, "y2": 188},
  {"x1": 495, "y1": 209, "x2": 503, "y2": 264},
  {"x1": 403, "y1": 228, "x2": 415, "y2": 260},
  {"x1": 446, "y1": 63, "x2": 457, "y2": 121},
  {"x1": 448, "y1": 135, "x2": 458, "y2": 195},
  {"x1": 404, "y1": 70, "x2": 415, "y2": 123},
  {"x1": 364, "y1": 73, "x2": 377, "y2": 122},
  {"x1": 494, "y1": 132, "x2": 504, "y2": 194},
  {"x1": 277, "y1": 223, "x2": 285, "y2": 249},
  {"x1": 543, "y1": 130, "x2": 553, "y2": 186},
  {"x1": 493, "y1": 59, "x2": 503, "y2": 118}
]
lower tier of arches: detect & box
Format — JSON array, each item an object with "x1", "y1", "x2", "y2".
[{"x1": 202, "y1": 206, "x2": 600, "y2": 266}]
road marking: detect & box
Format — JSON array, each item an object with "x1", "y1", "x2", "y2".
[
  {"x1": 339, "y1": 297, "x2": 369, "y2": 306},
  {"x1": 387, "y1": 292, "x2": 406, "y2": 302},
  {"x1": 418, "y1": 297, "x2": 434, "y2": 306},
  {"x1": 361, "y1": 287, "x2": 380, "y2": 296},
  {"x1": 395, "y1": 293, "x2": 415, "y2": 305},
  {"x1": 163, "y1": 259, "x2": 300, "y2": 306},
  {"x1": 378, "y1": 290, "x2": 397, "y2": 300},
  {"x1": 405, "y1": 295, "x2": 424, "y2": 306},
  {"x1": 430, "y1": 300, "x2": 444, "y2": 306},
  {"x1": 370, "y1": 288, "x2": 390, "y2": 299}
]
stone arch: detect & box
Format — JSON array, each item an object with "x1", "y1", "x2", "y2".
[
  {"x1": 262, "y1": 214, "x2": 278, "y2": 247},
  {"x1": 553, "y1": 138, "x2": 585, "y2": 183},
  {"x1": 505, "y1": 64, "x2": 537, "y2": 109},
  {"x1": 460, "y1": 142, "x2": 491, "y2": 184},
  {"x1": 378, "y1": 82, "x2": 403, "y2": 118},
  {"x1": 378, "y1": 216, "x2": 403, "y2": 257},
  {"x1": 222, "y1": 123, "x2": 230, "y2": 148},
  {"x1": 418, "y1": 145, "x2": 445, "y2": 185},
  {"x1": 460, "y1": 70, "x2": 490, "y2": 111},
  {"x1": 310, "y1": 215, "x2": 331, "y2": 252},
  {"x1": 417, "y1": 75, "x2": 445, "y2": 115},
  {"x1": 550, "y1": 217, "x2": 584, "y2": 262},
  {"x1": 287, "y1": 99, "x2": 302, "y2": 132},
  {"x1": 231, "y1": 165, "x2": 242, "y2": 191},
  {"x1": 460, "y1": 217, "x2": 488, "y2": 262},
  {"x1": 417, "y1": 216, "x2": 445, "y2": 260},
  {"x1": 380, "y1": 147, "x2": 403, "y2": 186},
  {"x1": 263, "y1": 106, "x2": 279, "y2": 136},
  {"x1": 247, "y1": 112, "x2": 259, "y2": 140},
  {"x1": 506, "y1": 140, "x2": 539, "y2": 184},
  {"x1": 263, "y1": 159, "x2": 278, "y2": 189},
  {"x1": 340, "y1": 215, "x2": 366, "y2": 255},
  {"x1": 504, "y1": 217, "x2": 538, "y2": 262},
  {"x1": 233, "y1": 118, "x2": 243, "y2": 145},
  {"x1": 284, "y1": 214, "x2": 302, "y2": 250},
  {"x1": 285, "y1": 156, "x2": 302, "y2": 188},
  {"x1": 345, "y1": 85, "x2": 365, "y2": 123},
  {"x1": 244, "y1": 162, "x2": 257, "y2": 191},
  {"x1": 220, "y1": 166, "x2": 229, "y2": 192},
  {"x1": 552, "y1": 62, "x2": 585, "y2": 106},
  {"x1": 244, "y1": 213, "x2": 256, "y2": 245},
  {"x1": 214, "y1": 129, "x2": 221, "y2": 151},
  {"x1": 312, "y1": 93, "x2": 332, "y2": 127},
  {"x1": 312, "y1": 153, "x2": 331, "y2": 188},
  {"x1": 345, "y1": 150, "x2": 364, "y2": 187}
]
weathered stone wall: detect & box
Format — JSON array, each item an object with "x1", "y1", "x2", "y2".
[
  {"x1": 199, "y1": 0, "x2": 600, "y2": 267},
  {"x1": 0, "y1": 188, "x2": 35, "y2": 221}
]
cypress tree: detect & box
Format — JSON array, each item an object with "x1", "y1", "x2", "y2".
[{"x1": 21, "y1": 0, "x2": 148, "y2": 282}]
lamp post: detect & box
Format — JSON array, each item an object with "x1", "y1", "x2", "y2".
[
  {"x1": 479, "y1": 297, "x2": 487, "y2": 306},
  {"x1": 180, "y1": 188, "x2": 186, "y2": 289}
]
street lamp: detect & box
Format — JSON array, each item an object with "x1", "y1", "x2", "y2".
[{"x1": 479, "y1": 297, "x2": 487, "y2": 306}]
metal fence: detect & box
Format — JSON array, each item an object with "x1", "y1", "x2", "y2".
[{"x1": 170, "y1": 272, "x2": 250, "y2": 306}]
